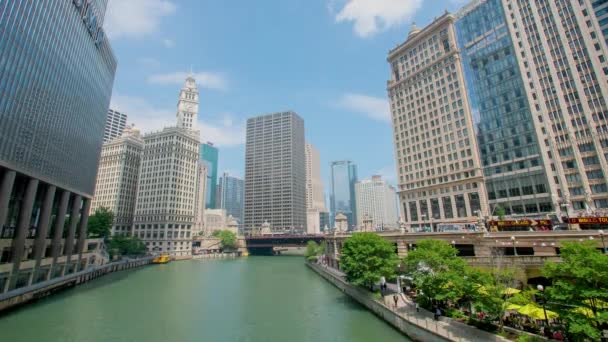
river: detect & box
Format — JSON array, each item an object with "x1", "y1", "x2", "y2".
[{"x1": 0, "y1": 257, "x2": 409, "y2": 341}]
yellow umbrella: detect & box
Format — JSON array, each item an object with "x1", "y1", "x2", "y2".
[
  {"x1": 583, "y1": 299, "x2": 608, "y2": 309},
  {"x1": 573, "y1": 307, "x2": 595, "y2": 317},
  {"x1": 477, "y1": 285, "x2": 489, "y2": 296},
  {"x1": 506, "y1": 303, "x2": 522, "y2": 311},
  {"x1": 502, "y1": 288, "x2": 521, "y2": 295},
  {"x1": 517, "y1": 304, "x2": 559, "y2": 320}
]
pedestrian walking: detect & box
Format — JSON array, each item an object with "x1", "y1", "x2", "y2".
[
  {"x1": 393, "y1": 295, "x2": 398, "y2": 308},
  {"x1": 434, "y1": 308, "x2": 441, "y2": 321},
  {"x1": 415, "y1": 302, "x2": 419, "y2": 312}
]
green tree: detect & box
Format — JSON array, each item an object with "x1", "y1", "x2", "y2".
[
  {"x1": 340, "y1": 233, "x2": 398, "y2": 289},
  {"x1": 87, "y1": 207, "x2": 114, "y2": 238},
  {"x1": 543, "y1": 241, "x2": 608, "y2": 341},
  {"x1": 107, "y1": 235, "x2": 146, "y2": 258},
  {"x1": 495, "y1": 205, "x2": 506, "y2": 220},
  {"x1": 305, "y1": 241, "x2": 320, "y2": 260},
  {"x1": 404, "y1": 239, "x2": 470, "y2": 308},
  {"x1": 212, "y1": 230, "x2": 237, "y2": 250}
]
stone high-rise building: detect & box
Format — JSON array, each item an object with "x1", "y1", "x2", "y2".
[
  {"x1": 387, "y1": 13, "x2": 489, "y2": 232},
  {"x1": 91, "y1": 127, "x2": 143, "y2": 236},
  {"x1": 133, "y1": 77, "x2": 200, "y2": 257},
  {"x1": 355, "y1": 175, "x2": 399, "y2": 231},
  {"x1": 104, "y1": 109, "x2": 127, "y2": 142},
  {"x1": 0, "y1": 0, "x2": 117, "y2": 292},
  {"x1": 456, "y1": 0, "x2": 608, "y2": 218},
  {"x1": 244, "y1": 112, "x2": 306, "y2": 233}
]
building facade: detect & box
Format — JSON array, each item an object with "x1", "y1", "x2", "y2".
[
  {"x1": 329, "y1": 161, "x2": 358, "y2": 229},
  {"x1": 355, "y1": 175, "x2": 400, "y2": 230},
  {"x1": 217, "y1": 172, "x2": 244, "y2": 227},
  {"x1": 387, "y1": 14, "x2": 488, "y2": 232},
  {"x1": 593, "y1": 0, "x2": 608, "y2": 46},
  {"x1": 305, "y1": 144, "x2": 326, "y2": 210},
  {"x1": 200, "y1": 142, "x2": 218, "y2": 209},
  {"x1": 456, "y1": 0, "x2": 608, "y2": 218},
  {"x1": 0, "y1": 0, "x2": 117, "y2": 292},
  {"x1": 244, "y1": 112, "x2": 307, "y2": 233},
  {"x1": 133, "y1": 77, "x2": 201, "y2": 257},
  {"x1": 176, "y1": 76, "x2": 199, "y2": 131},
  {"x1": 194, "y1": 161, "x2": 207, "y2": 234},
  {"x1": 91, "y1": 127, "x2": 143, "y2": 236},
  {"x1": 104, "y1": 109, "x2": 127, "y2": 142}
]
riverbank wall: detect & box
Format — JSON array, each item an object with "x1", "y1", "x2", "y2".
[
  {"x1": 0, "y1": 257, "x2": 153, "y2": 313},
  {"x1": 306, "y1": 262, "x2": 509, "y2": 342}
]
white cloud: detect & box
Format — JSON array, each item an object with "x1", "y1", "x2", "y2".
[
  {"x1": 137, "y1": 57, "x2": 161, "y2": 68},
  {"x1": 200, "y1": 114, "x2": 245, "y2": 147},
  {"x1": 337, "y1": 93, "x2": 390, "y2": 122},
  {"x1": 332, "y1": 0, "x2": 422, "y2": 37},
  {"x1": 162, "y1": 38, "x2": 175, "y2": 48},
  {"x1": 110, "y1": 94, "x2": 245, "y2": 147},
  {"x1": 148, "y1": 71, "x2": 228, "y2": 90},
  {"x1": 105, "y1": 0, "x2": 176, "y2": 39}
]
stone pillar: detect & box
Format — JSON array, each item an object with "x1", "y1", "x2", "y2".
[
  {"x1": 8, "y1": 178, "x2": 39, "y2": 290},
  {"x1": 76, "y1": 198, "x2": 92, "y2": 268},
  {"x1": 438, "y1": 197, "x2": 446, "y2": 220},
  {"x1": 396, "y1": 240, "x2": 408, "y2": 258},
  {"x1": 0, "y1": 170, "x2": 16, "y2": 230},
  {"x1": 464, "y1": 193, "x2": 472, "y2": 218},
  {"x1": 50, "y1": 191, "x2": 70, "y2": 279},
  {"x1": 63, "y1": 195, "x2": 81, "y2": 275},
  {"x1": 31, "y1": 185, "x2": 56, "y2": 284}
]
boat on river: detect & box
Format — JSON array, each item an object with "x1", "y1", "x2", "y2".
[{"x1": 152, "y1": 254, "x2": 172, "y2": 264}]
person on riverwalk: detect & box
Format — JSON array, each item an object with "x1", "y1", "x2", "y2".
[
  {"x1": 415, "y1": 302, "x2": 419, "y2": 312},
  {"x1": 393, "y1": 295, "x2": 398, "y2": 308},
  {"x1": 434, "y1": 307, "x2": 441, "y2": 320}
]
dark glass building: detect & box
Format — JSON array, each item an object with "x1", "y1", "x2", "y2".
[
  {"x1": 455, "y1": 0, "x2": 552, "y2": 216},
  {"x1": 200, "y1": 142, "x2": 218, "y2": 209},
  {"x1": 330, "y1": 161, "x2": 358, "y2": 229},
  {"x1": 217, "y1": 172, "x2": 244, "y2": 228},
  {"x1": 0, "y1": 0, "x2": 117, "y2": 292}
]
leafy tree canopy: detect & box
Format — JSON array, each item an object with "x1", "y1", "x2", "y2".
[
  {"x1": 88, "y1": 207, "x2": 114, "y2": 238},
  {"x1": 543, "y1": 241, "x2": 608, "y2": 341},
  {"x1": 340, "y1": 233, "x2": 398, "y2": 288},
  {"x1": 213, "y1": 230, "x2": 237, "y2": 250},
  {"x1": 107, "y1": 235, "x2": 146, "y2": 257}
]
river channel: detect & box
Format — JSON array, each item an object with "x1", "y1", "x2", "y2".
[{"x1": 0, "y1": 257, "x2": 409, "y2": 341}]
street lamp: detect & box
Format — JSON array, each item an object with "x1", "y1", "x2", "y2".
[
  {"x1": 537, "y1": 285, "x2": 549, "y2": 326},
  {"x1": 599, "y1": 230, "x2": 607, "y2": 254},
  {"x1": 511, "y1": 236, "x2": 518, "y2": 256}
]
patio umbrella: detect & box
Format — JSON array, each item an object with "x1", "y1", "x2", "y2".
[
  {"x1": 517, "y1": 304, "x2": 559, "y2": 320},
  {"x1": 573, "y1": 307, "x2": 595, "y2": 317},
  {"x1": 502, "y1": 288, "x2": 521, "y2": 295},
  {"x1": 506, "y1": 303, "x2": 522, "y2": 311}
]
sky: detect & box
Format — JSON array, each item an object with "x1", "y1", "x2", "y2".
[{"x1": 104, "y1": 0, "x2": 468, "y2": 189}]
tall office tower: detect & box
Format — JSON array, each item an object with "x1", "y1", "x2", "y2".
[
  {"x1": 176, "y1": 75, "x2": 199, "y2": 131},
  {"x1": 593, "y1": 0, "x2": 608, "y2": 46},
  {"x1": 91, "y1": 127, "x2": 143, "y2": 236},
  {"x1": 305, "y1": 144, "x2": 328, "y2": 234},
  {"x1": 355, "y1": 176, "x2": 400, "y2": 230},
  {"x1": 194, "y1": 162, "x2": 208, "y2": 234},
  {"x1": 456, "y1": 0, "x2": 608, "y2": 217},
  {"x1": 218, "y1": 172, "x2": 244, "y2": 227},
  {"x1": 329, "y1": 161, "x2": 358, "y2": 229},
  {"x1": 133, "y1": 77, "x2": 200, "y2": 257},
  {"x1": 0, "y1": 0, "x2": 116, "y2": 292},
  {"x1": 200, "y1": 143, "x2": 218, "y2": 209},
  {"x1": 305, "y1": 144, "x2": 326, "y2": 210},
  {"x1": 387, "y1": 14, "x2": 488, "y2": 232},
  {"x1": 104, "y1": 109, "x2": 127, "y2": 142},
  {"x1": 244, "y1": 112, "x2": 307, "y2": 233}
]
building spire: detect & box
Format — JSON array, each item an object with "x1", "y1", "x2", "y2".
[{"x1": 176, "y1": 75, "x2": 199, "y2": 131}]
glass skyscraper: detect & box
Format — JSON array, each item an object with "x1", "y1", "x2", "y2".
[
  {"x1": 330, "y1": 161, "x2": 358, "y2": 229},
  {"x1": 0, "y1": 0, "x2": 117, "y2": 292},
  {"x1": 200, "y1": 142, "x2": 218, "y2": 209},
  {"x1": 456, "y1": 0, "x2": 552, "y2": 216},
  {"x1": 218, "y1": 173, "x2": 244, "y2": 227}
]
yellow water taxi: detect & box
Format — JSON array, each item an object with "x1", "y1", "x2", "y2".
[{"x1": 152, "y1": 254, "x2": 171, "y2": 264}]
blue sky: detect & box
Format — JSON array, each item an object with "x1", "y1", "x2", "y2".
[{"x1": 104, "y1": 0, "x2": 466, "y2": 189}]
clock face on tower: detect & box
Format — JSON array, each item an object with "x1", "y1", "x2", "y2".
[{"x1": 185, "y1": 103, "x2": 193, "y2": 111}]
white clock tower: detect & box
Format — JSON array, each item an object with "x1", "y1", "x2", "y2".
[{"x1": 176, "y1": 75, "x2": 199, "y2": 131}]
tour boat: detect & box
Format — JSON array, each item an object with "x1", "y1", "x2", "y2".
[{"x1": 152, "y1": 254, "x2": 172, "y2": 264}]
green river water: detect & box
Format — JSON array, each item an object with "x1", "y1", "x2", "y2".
[{"x1": 0, "y1": 257, "x2": 409, "y2": 342}]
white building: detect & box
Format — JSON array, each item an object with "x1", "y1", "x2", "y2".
[
  {"x1": 203, "y1": 209, "x2": 227, "y2": 236},
  {"x1": 133, "y1": 76, "x2": 201, "y2": 257},
  {"x1": 194, "y1": 161, "x2": 208, "y2": 234},
  {"x1": 305, "y1": 143, "x2": 327, "y2": 235},
  {"x1": 91, "y1": 126, "x2": 143, "y2": 236},
  {"x1": 355, "y1": 175, "x2": 399, "y2": 230}
]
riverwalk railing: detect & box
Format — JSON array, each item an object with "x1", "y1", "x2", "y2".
[
  {"x1": 0, "y1": 256, "x2": 153, "y2": 307},
  {"x1": 462, "y1": 256, "x2": 562, "y2": 267}
]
